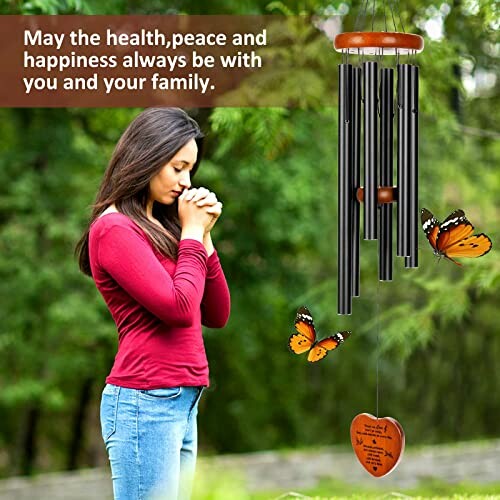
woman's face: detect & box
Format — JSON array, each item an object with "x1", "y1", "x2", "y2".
[{"x1": 149, "y1": 138, "x2": 198, "y2": 206}]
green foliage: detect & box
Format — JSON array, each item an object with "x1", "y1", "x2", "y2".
[
  {"x1": 0, "y1": 109, "x2": 120, "y2": 473},
  {"x1": 0, "y1": 0, "x2": 498, "y2": 479},
  {"x1": 0, "y1": 0, "x2": 90, "y2": 14},
  {"x1": 218, "y1": 17, "x2": 337, "y2": 108}
]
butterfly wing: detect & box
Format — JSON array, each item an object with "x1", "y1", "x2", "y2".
[
  {"x1": 421, "y1": 208, "x2": 440, "y2": 251},
  {"x1": 436, "y1": 210, "x2": 492, "y2": 260},
  {"x1": 442, "y1": 233, "x2": 492, "y2": 258},
  {"x1": 289, "y1": 333, "x2": 314, "y2": 354},
  {"x1": 307, "y1": 331, "x2": 351, "y2": 363},
  {"x1": 289, "y1": 306, "x2": 316, "y2": 355},
  {"x1": 436, "y1": 210, "x2": 474, "y2": 251}
]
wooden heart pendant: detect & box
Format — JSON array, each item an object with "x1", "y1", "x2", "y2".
[{"x1": 350, "y1": 413, "x2": 405, "y2": 477}]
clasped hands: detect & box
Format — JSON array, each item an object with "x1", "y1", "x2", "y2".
[{"x1": 178, "y1": 187, "x2": 222, "y2": 235}]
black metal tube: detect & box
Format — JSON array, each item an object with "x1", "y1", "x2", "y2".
[
  {"x1": 379, "y1": 68, "x2": 394, "y2": 281},
  {"x1": 405, "y1": 65, "x2": 419, "y2": 268},
  {"x1": 351, "y1": 66, "x2": 361, "y2": 296},
  {"x1": 363, "y1": 61, "x2": 378, "y2": 240},
  {"x1": 338, "y1": 63, "x2": 352, "y2": 315},
  {"x1": 397, "y1": 64, "x2": 411, "y2": 257}
]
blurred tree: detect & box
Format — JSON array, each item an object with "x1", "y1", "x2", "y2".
[
  {"x1": 0, "y1": 108, "x2": 136, "y2": 474},
  {"x1": 0, "y1": 0, "x2": 498, "y2": 477}
]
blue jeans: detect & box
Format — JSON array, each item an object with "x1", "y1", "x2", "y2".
[{"x1": 100, "y1": 384, "x2": 204, "y2": 500}]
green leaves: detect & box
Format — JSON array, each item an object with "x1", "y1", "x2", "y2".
[
  {"x1": 18, "y1": 0, "x2": 90, "y2": 14},
  {"x1": 0, "y1": 0, "x2": 498, "y2": 475}
]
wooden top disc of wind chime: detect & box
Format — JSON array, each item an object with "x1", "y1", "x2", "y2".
[{"x1": 334, "y1": 31, "x2": 424, "y2": 55}]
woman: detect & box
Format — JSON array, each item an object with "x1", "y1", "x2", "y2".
[{"x1": 75, "y1": 108, "x2": 230, "y2": 500}]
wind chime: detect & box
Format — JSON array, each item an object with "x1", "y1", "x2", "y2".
[
  {"x1": 335, "y1": 1, "x2": 424, "y2": 316},
  {"x1": 334, "y1": 1, "x2": 424, "y2": 478}
]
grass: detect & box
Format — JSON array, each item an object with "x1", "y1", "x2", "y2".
[
  {"x1": 255, "y1": 478, "x2": 500, "y2": 499},
  {"x1": 192, "y1": 473, "x2": 500, "y2": 500},
  {"x1": 193, "y1": 440, "x2": 500, "y2": 499}
]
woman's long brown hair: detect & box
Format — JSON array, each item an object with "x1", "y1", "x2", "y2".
[{"x1": 75, "y1": 108, "x2": 204, "y2": 277}]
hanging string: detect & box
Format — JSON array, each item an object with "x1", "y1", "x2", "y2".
[
  {"x1": 395, "y1": 0, "x2": 406, "y2": 33},
  {"x1": 387, "y1": 0, "x2": 405, "y2": 33},
  {"x1": 353, "y1": 0, "x2": 409, "y2": 36},
  {"x1": 376, "y1": 280, "x2": 381, "y2": 419},
  {"x1": 354, "y1": 0, "x2": 368, "y2": 31},
  {"x1": 383, "y1": 0, "x2": 388, "y2": 32},
  {"x1": 355, "y1": 0, "x2": 371, "y2": 32},
  {"x1": 371, "y1": 0, "x2": 376, "y2": 32},
  {"x1": 389, "y1": 0, "x2": 398, "y2": 32}
]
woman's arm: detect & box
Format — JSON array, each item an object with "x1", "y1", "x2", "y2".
[
  {"x1": 186, "y1": 189, "x2": 229, "y2": 327},
  {"x1": 97, "y1": 222, "x2": 208, "y2": 327},
  {"x1": 203, "y1": 231, "x2": 215, "y2": 256},
  {"x1": 201, "y1": 243, "x2": 231, "y2": 328}
]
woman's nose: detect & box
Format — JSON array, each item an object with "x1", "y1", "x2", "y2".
[{"x1": 179, "y1": 172, "x2": 191, "y2": 188}]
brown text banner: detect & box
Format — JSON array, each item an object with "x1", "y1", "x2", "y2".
[{"x1": 0, "y1": 15, "x2": 337, "y2": 107}]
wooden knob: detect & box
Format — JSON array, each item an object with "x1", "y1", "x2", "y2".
[{"x1": 356, "y1": 186, "x2": 397, "y2": 204}]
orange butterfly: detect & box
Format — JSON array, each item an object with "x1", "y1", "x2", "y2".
[
  {"x1": 288, "y1": 306, "x2": 351, "y2": 363},
  {"x1": 421, "y1": 208, "x2": 492, "y2": 266}
]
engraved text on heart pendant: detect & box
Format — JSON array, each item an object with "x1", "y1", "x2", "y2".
[{"x1": 350, "y1": 413, "x2": 405, "y2": 478}]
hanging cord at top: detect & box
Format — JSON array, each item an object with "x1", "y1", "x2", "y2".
[
  {"x1": 389, "y1": 0, "x2": 398, "y2": 32},
  {"x1": 383, "y1": 0, "x2": 388, "y2": 32},
  {"x1": 354, "y1": 0, "x2": 371, "y2": 32},
  {"x1": 353, "y1": 0, "x2": 406, "y2": 33},
  {"x1": 388, "y1": 0, "x2": 406, "y2": 33}
]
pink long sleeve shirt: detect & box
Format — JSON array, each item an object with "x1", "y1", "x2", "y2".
[{"x1": 88, "y1": 213, "x2": 230, "y2": 389}]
